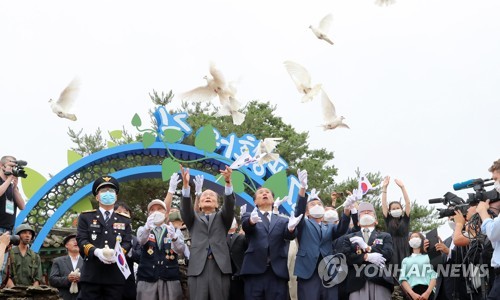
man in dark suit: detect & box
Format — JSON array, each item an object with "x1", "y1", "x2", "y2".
[
  {"x1": 240, "y1": 187, "x2": 300, "y2": 300},
  {"x1": 227, "y1": 217, "x2": 247, "y2": 300},
  {"x1": 49, "y1": 234, "x2": 84, "y2": 300},
  {"x1": 179, "y1": 165, "x2": 235, "y2": 300},
  {"x1": 341, "y1": 202, "x2": 393, "y2": 300},
  {"x1": 76, "y1": 175, "x2": 132, "y2": 300}
]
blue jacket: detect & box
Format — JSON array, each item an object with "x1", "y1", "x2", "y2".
[
  {"x1": 240, "y1": 210, "x2": 296, "y2": 280},
  {"x1": 294, "y1": 195, "x2": 349, "y2": 280}
]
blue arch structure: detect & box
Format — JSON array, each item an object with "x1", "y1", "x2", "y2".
[{"x1": 16, "y1": 142, "x2": 265, "y2": 252}]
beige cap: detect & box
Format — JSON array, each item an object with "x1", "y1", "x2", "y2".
[
  {"x1": 147, "y1": 199, "x2": 166, "y2": 211},
  {"x1": 358, "y1": 202, "x2": 375, "y2": 213}
]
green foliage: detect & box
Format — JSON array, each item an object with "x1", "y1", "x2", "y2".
[
  {"x1": 163, "y1": 129, "x2": 184, "y2": 144},
  {"x1": 194, "y1": 125, "x2": 217, "y2": 152}
]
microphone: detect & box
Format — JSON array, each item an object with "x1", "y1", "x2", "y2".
[
  {"x1": 428, "y1": 198, "x2": 445, "y2": 204},
  {"x1": 453, "y1": 179, "x2": 483, "y2": 191}
]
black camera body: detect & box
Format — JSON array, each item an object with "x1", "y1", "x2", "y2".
[
  {"x1": 429, "y1": 192, "x2": 468, "y2": 218},
  {"x1": 466, "y1": 189, "x2": 500, "y2": 205},
  {"x1": 3, "y1": 160, "x2": 28, "y2": 178},
  {"x1": 437, "y1": 203, "x2": 469, "y2": 218}
]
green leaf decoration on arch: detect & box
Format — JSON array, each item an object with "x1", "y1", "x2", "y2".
[
  {"x1": 163, "y1": 129, "x2": 184, "y2": 144},
  {"x1": 67, "y1": 150, "x2": 82, "y2": 165},
  {"x1": 162, "y1": 158, "x2": 180, "y2": 182},
  {"x1": 216, "y1": 170, "x2": 245, "y2": 193},
  {"x1": 131, "y1": 113, "x2": 142, "y2": 127},
  {"x1": 263, "y1": 170, "x2": 289, "y2": 198},
  {"x1": 71, "y1": 197, "x2": 93, "y2": 213},
  {"x1": 109, "y1": 130, "x2": 123, "y2": 139},
  {"x1": 142, "y1": 132, "x2": 156, "y2": 149},
  {"x1": 107, "y1": 141, "x2": 117, "y2": 148},
  {"x1": 195, "y1": 125, "x2": 216, "y2": 153},
  {"x1": 20, "y1": 167, "x2": 48, "y2": 199}
]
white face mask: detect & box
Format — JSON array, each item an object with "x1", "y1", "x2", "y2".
[
  {"x1": 309, "y1": 205, "x2": 325, "y2": 219},
  {"x1": 324, "y1": 210, "x2": 339, "y2": 223},
  {"x1": 390, "y1": 209, "x2": 403, "y2": 218},
  {"x1": 494, "y1": 181, "x2": 500, "y2": 193},
  {"x1": 150, "y1": 211, "x2": 166, "y2": 225},
  {"x1": 448, "y1": 220, "x2": 456, "y2": 231},
  {"x1": 409, "y1": 237, "x2": 422, "y2": 249},
  {"x1": 359, "y1": 214, "x2": 376, "y2": 226}
]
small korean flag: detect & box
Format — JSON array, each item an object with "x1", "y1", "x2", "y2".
[{"x1": 114, "y1": 239, "x2": 131, "y2": 279}]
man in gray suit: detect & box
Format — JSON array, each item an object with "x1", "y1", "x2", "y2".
[
  {"x1": 49, "y1": 234, "x2": 84, "y2": 300},
  {"x1": 179, "y1": 165, "x2": 235, "y2": 300}
]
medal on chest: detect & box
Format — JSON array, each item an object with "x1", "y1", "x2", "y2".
[
  {"x1": 147, "y1": 246, "x2": 154, "y2": 255},
  {"x1": 165, "y1": 238, "x2": 175, "y2": 260}
]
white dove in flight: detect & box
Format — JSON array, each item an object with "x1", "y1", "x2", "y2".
[
  {"x1": 375, "y1": 0, "x2": 396, "y2": 6},
  {"x1": 215, "y1": 82, "x2": 246, "y2": 125},
  {"x1": 309, "y1": 14, "x2": 334, "y2": 45},
  {"x1": 284, "y1": 60, "x2": 322, "y2": 103},
  {"x1": 49, "y1": 77, "x2": 80, "y2": 121},
  {"x1": 254, "y1": 138, "x2": 283, "y2": 165},
  {"x1": 229, "y1": 150, "x2": 257, "y2": 169},
  {"x1": 181, "y1": 62, "x2": 233, "y2": 103},
  {"x1": 321, "y1": 89, "x2": 349, "y2": 131}
]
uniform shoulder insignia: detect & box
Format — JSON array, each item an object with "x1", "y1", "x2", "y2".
[
  {"x1": 116, "y1": 212, "x2": 131, "y2": 218},
  {"x1": 81, "y1": 209, "x2": 96, "y2": 213}
]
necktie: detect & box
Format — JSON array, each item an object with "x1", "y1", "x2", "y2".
[
  {"x1": 104, "y1": 211, "x2": 110, "y2": 223},
  {"x1": 205, "y1": 215, "x2": 212, "y2": 256},
  {"x1": 154, "y1": 227, "x2": 163, "y2": 248},
  {"x1": 363, "y1": 228, "x2": 370, "y2": 243},
  {"x1": 263, "y1": 212, "x2": 270, "y2": 227}
]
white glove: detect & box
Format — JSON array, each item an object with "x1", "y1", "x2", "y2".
[
  {"x1": 168, "y1": 173, "x2": 181, "y2": 194},
  {"x1": 353, "y1": 188, "x2": 363, "y2": 201},
  {"x1": 308, "y1": 188, "x2": 320, "y2": 201},
  {"x1": 94, "y1": 248, "x2": 115, "y2": 264},
  {"x1": 274, "y1": 197, "x2": 287, "y2": 209},
  {"x1": 342, "y1": 195, "x2": 356, "y2": 209},
  {"x1": 288, "y1": 214, "x2": 303, "y2": 231},
  {"x1": 146, "y1": 213, "x2": 156, "y2": 230},
  {"x1": 366, "y1": 252, "x2": 386, "y2": 267},
  {"x1": 349, "y1": 236, "x2": 368, "y2": 250},
  {"x1": 69, "y1": 268, "x2": 80, "y2": 293},
  {"x1": 167, "y1": 222, "x2": 178, "y2": 240},
  {"x1": 297, "y1": 169, "x2": 308, "y2": 189},
  {"x1": 250, "y1": 207, "x2": 262, "y2": 224},
  {"x1": 194, "y1": 175, "x2": 204, "y2": 196},
  {"x1": 240, "y1": 204, "x2": 247, "y2": 218}
]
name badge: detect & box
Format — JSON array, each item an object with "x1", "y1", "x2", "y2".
[
  {"x1": 113, "y1": 223, "x2": 125, "y2": 230},
  {"x1": 90, "y1": 224, "x2": 101, "y2": 228},
  {"x1": 373, "y1": 238, "x2": 384, "y2": 245},
  {"x1": 148, "y1": 233, "x2": 156, "y2": 243},
  {"x1": 5, "y1": 199, "x2": 14, "y2": 215}
]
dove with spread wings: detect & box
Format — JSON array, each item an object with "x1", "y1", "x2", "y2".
[
  {"x1": 309, "y1": 13, "x2": 334, "y2": 45},
  {"x1": 49, "y1": 77, "x2": 80, "y2": 121},
  {"x1": 321, "y1": 89, "x2": 349, "y2": 130},
  {"x1": 284, "y1": 61, "x2": 322, "y2": 103},
  {"x1": 181, "y1": 62, "x2": 246, "y2": 125},
  {"x1": 254, "y1": 138, "x2": 283, "y2": 165}
]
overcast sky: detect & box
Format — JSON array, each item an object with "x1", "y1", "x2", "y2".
[{"x1": 1, "y1": 0, "x2": 499, "y2": 237}]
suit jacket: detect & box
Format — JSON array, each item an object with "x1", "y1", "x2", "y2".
[
  {"x1": 341, "y1": 229, "x2": 394, "y2": 294},
  {"x1": 49, "y1": 255, "x2": 83, "y2": 300},
  {"x1": 76, "y1": 209, "x2": 132, "y2": 284},
  {"x1": 180, "y1": 193, "x2": 235, "y2": 276},
  {"x1": 227, "y1": 233, "x2": 247, "y2": 276},
  {"x1": 433, "y1": 236, "x2": 452, "y2": 300},
  {"x1": 293, "y1": 195, "x2": 350, "y2": 280},
  {"x1": 240, "y1": 211, "x2": 295, "y2": 280}
]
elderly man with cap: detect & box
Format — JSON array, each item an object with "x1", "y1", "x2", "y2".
[
  {"x1": 49, "y1": 233, "x2": 83, "y2": 300},
  {"x1": 76, "y1": 175, "x2": 132, "y2": 300},
  {"x1": 292, "y1": 169, "x2": 350, "y2": 300},
  {"x1": 341, "y1": 201, "x2": 394, "y2": 300},
  {"x1": 136, "y1": 198, "x2": 186, "y2": 300},
  {"x1": 5, "y1": 223, "x2": 42, "y2": 287}
]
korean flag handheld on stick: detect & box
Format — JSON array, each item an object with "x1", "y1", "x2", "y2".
[
  {"x1": 358, "y1": 174, "x2": 373, "y2": 195},
  {"x1": 114, "y1": 235, "x2": 131, "y2": 279}
]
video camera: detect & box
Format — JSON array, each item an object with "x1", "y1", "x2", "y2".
[
  {"x1": 453, "y1": 178, "x2": 500, "y2": 205},
  {"x1": 428, "y1": 192, "x2": 468, "y2": 218},
  {"x1": 3, "y1": 160, "x2": 28, "y2": 178}
]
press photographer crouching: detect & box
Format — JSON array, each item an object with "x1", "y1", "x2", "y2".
[{"x1": 476, "y1": 159, "x2": 500, "y2": 299}]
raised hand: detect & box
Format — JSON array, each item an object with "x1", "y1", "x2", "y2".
[
  {"x1": 382, "y1": 176, "x2": 390, "y2": 188},
  {"x1": 250, "y1": 207, "x2": 262, "y2": 224},
  {"x1": 220, "y1": 166, "x2": 232, "y2": 185},
  {"x1": 274, "y1": 196, "x2": 287, "y2": 209},
  {"x1": 297, "y1": 169, "x2": 308, "y2": 189},
  {"x1": 394, "y1": 178, "x2": 405, "y2": 188},
  {"x1": 288, "y1": 214, "x2": 303, "y2": 231},
  {"x1": 169, "y1": 173, "x2": 181, "y2": 194},
  {"x1": 180, "y1": 165, "x2": 190, "y2": 188},
  {"x1": 194, "y1": 175, "x2": 204, "y2": 196}
]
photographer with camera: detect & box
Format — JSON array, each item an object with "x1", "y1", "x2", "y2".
[
  {"x1": 476, "y1": 159, "x2": 500, "y2": 299},
  {"x1": 0, "y1": 155, "x2": 26, "y2": 284}
]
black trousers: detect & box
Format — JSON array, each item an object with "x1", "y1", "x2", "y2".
[
  {"x1": 77, "y1": 282, "x2": 124, "y2": 300},
  {"x1": 412, "y1": 284, "x2": 435, "y2": 300},
  {"x1": 487, "y1": 274, "x2": 500, "y2": 300}
]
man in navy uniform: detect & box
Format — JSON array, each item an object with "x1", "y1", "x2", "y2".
[{"x1": 76, "y1": 175, "x2": 132, "y2": 300}]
